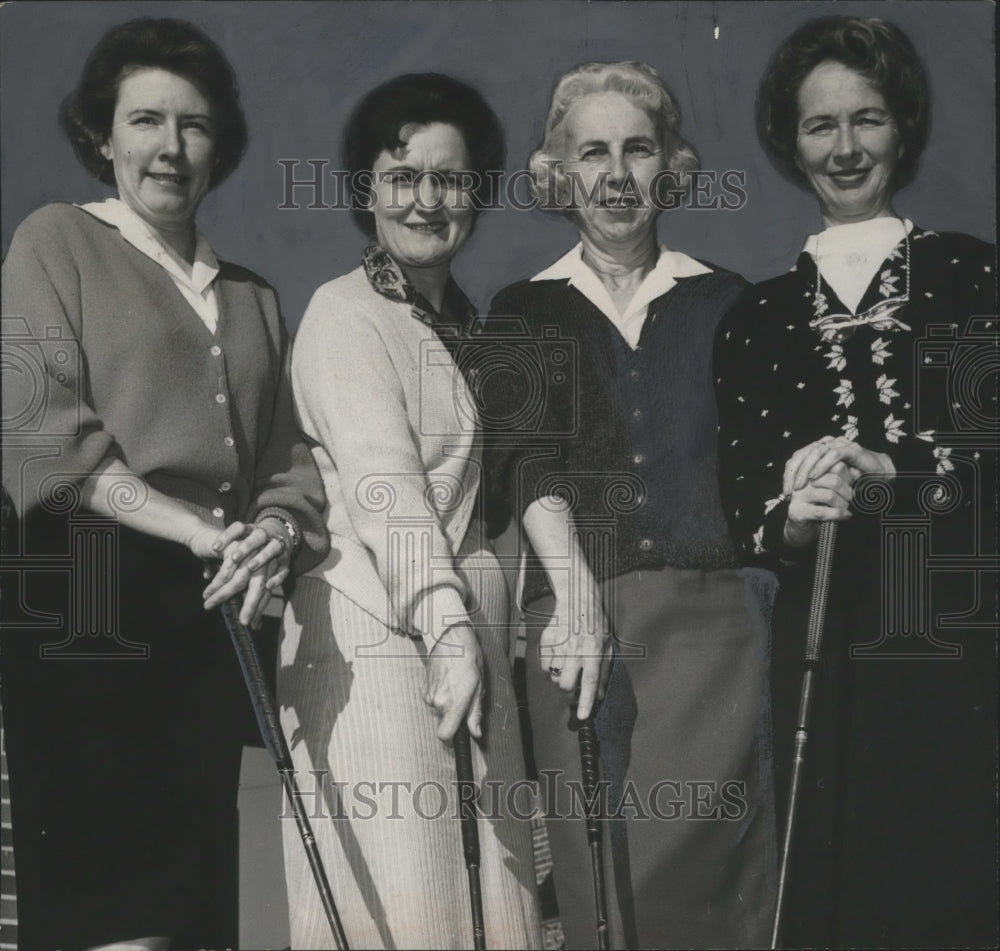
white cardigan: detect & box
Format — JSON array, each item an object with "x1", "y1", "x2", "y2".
[{"x1": 290, "y1": 265, "x2": 481, "y2": 646}]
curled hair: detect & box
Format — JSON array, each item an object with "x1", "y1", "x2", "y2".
[
  {"x1": 342, "y1": 72, "x2": 506, "y2": 236},
  {"x1": 527, "y1": 61, "x2": 700, "y2": 213},
  {"x1": 757, "y1": 16, "x2": 930, "y2": 190},
  {"x1": 59, "y1": 17, "x2": 248, "y2": 188}
]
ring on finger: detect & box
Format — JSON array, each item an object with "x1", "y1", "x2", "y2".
[{"x1": 548, "y1": 665, "x2": 562, "y2": 676}]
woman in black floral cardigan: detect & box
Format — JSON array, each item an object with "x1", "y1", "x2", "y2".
[{"x1": 715, "y1": 16, "x2": 996, "y2": 949}]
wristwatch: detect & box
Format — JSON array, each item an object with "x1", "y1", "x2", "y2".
[{"x1": 256, "y1": 508, "x2": 302, "y2": 557}]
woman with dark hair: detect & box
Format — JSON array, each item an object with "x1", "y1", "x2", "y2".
[
  {"x1": 0, "y1": 17, "x2": 327, "y2": 951},
  {"x1": 278, "y1": 73, "x2": 540, "y2": 949},
  {"x1": 482, "y1": 61, "x2": 776, "y2": 949},
  {"x1": 715, "y1": 16, "x2": 996, "y2": 948}
]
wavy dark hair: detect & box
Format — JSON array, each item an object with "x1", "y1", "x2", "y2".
[
  {"x1": 60, "y1": 17, "x2": 248, "y2": 188},
  {"x1": 342, "y1": 72, "x2": 505, "y2": 236},
  {"x1": 757, "y1": 16, "x2": 930, "y2": 190}
]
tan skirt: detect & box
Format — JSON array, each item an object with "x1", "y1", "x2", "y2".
[{"x1": 279, "y1": 544, "x2": 542, "y2": 950}]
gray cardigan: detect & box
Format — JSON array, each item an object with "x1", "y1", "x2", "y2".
[{"x1": 1, "y1": 202, "x2": 328, "y2": 572}]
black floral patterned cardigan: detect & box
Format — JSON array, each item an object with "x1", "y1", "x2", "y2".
[
  {"x1": 713, "y1": 226, "x2": 997, "y2": 947},
  {"x1": 715, "y1": 226, "x2": 995, "y2": 567}
]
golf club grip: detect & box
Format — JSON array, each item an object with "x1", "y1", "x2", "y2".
[
  {"x1": 805, "y1": 522, "x2": 837, "y2": 662},
  {"x1": 577, "y1": 716, "x2": 611, "y2": 949},
  {"x1": 222, "y1": 598, "x2": 288, "y2": 765},
  {"x1": 454, "y1": 725, "x2": 481, "y2": 867},
  {"x1": 578, "y1": 718, "x2": 602, "y2": 844},
  {"x1": 454, "y1": 726, "x2": 486, "y2": 950}
]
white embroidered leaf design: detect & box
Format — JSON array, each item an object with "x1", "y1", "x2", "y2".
[
  {"x1": 834, "y1": 379, "x2": 855, "y2": 408},
  {"x1": 843, "y1": 416, "x2": 859, "y2": 441},
  {"x1": 916, "y1": 429, "x2": 936, "y2": 443},
  {"x1": 879, "y1": 271, "x2": 900, "y2": 298},
  {"x1": 884, "y1": 413, "x2": 906, "y2": 443},
  {"x1": 870, "y1": 337, "x2": 892, "y2": 365},
  {"x1": 826, "y1": 343, "x2": 846, "y2": 371},
  {"x1": 876, "y1": 373, "x2": 900, "y2": 405}
]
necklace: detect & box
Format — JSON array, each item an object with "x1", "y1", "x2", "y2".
[{"x1": 808, "y1": 222, "x2": 912, "y2": 343}]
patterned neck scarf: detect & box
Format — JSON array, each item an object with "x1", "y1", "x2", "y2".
[
  {"x1": 361, "y1": 242, "x2": 481, "y2": 392},
  {"x1": 362, "y1": 243, "x2": 477, "y2": 340}
]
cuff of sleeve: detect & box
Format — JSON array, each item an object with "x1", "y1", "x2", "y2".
[
  {"x1": 410, "y1": 584, "x2": 472, "y2": 651},
  {"x1": 253, "y1": 506, "x2": 303, "y2": 555}
]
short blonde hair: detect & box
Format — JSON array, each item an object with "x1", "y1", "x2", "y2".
[{"x1": 528, "y1": 61, "x2": 699, "y2": 211}]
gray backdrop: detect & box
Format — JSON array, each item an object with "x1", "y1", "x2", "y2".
[{"x1": 2, "y1": 0, "x2": 995, "y2": 328}]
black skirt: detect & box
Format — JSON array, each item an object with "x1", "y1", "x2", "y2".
[
  {"x1": 770, "y1": 520, "x2": 998, "y2": 949},
  {"x1": 1, "y1": 513, "x2": 250, "y2": 950}
]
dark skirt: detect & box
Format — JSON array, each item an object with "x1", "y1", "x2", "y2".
[
  {"x1": 771, "y1": 531, "x2": 998, "y2": 949},
  {"x1": 0, "y1": 513, "x2": 249, "y2": 950},
  {"x1": 523, "y1": 566, "x2": 777, "y2": 949}
]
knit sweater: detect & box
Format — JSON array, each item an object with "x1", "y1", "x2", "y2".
[
  {"x1": 482, "y1": 268, "x2": 747, "y2": 604},
  {"x1": 290, "y1": 265, "x2": 482, "y2": 643},
  {"x1": 1, "y1": 202, "x2": 327, "y2": 572}
]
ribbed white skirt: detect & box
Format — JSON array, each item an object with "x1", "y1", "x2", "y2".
[{"x1": 279, "y1": 545, "x2": 541, "y2": 950}]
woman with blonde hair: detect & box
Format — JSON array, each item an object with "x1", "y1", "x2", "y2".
[{"x1": 482, "y1": 61, "x2": 776, "y2": 949}]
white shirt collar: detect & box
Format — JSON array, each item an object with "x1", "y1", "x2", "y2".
[
  {"x1": 803, "y1": 216, "x2": 913, "y2": 258},
  {"x1": 530, "y1": 242, "x2": 712, "y2": 348},
  {"x1": 77, "y1": 198, "x2": 219, "y2": 297},
  {"x1": 803, "y1": 217, "x2": 913, "y2": 315}
]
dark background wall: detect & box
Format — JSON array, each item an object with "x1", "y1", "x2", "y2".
[{"x1": 2, "y1": 0, "x2": 995, "y2": 329}]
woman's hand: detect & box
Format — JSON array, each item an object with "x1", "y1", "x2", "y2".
[
  {"x1": 783, "y1": 461, "x2": 854, "y2": 548},
  {"x1": 424, "y1": 623, "x2": 484, "y2": 743},
  {"x1": 783, "y1": 435, "x2": 895, "y2": 494},
  {"x1": 202, "y1": 518, "x2": 293, "y2": 627},
  {"x1": 540, "y1": 586, "x2": 612, "y2": 722},
  {"x1": 185, "y1": 524, "x2": 229, "y2": 562}
]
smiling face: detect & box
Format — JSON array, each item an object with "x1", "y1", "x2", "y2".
[
  {"x1": 559, "y1": 91, "x2": 666, "y2": 250},
  {"x1": 795, "y1": 60, "x2": 903, "y2": 226},
  {"x1": 370, "y1": 122, "x2": 476, "y2": 272},
  {"x1": 100, "y1": 67, "x2": 216, "y2": 236}
]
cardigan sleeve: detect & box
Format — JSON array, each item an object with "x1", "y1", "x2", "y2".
[
  {"x1": 1, "y1": 208, "x2": 124, "y2": 518},
  {"x1": 480, "y1": 284, "x2": 576, "y2": 538},
  {"x1": 291, "y1": 286, "x2": 472, "y2": 645},
  {"x1": 245, "y1": 300, "x2": 329, "y2": 576}
]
